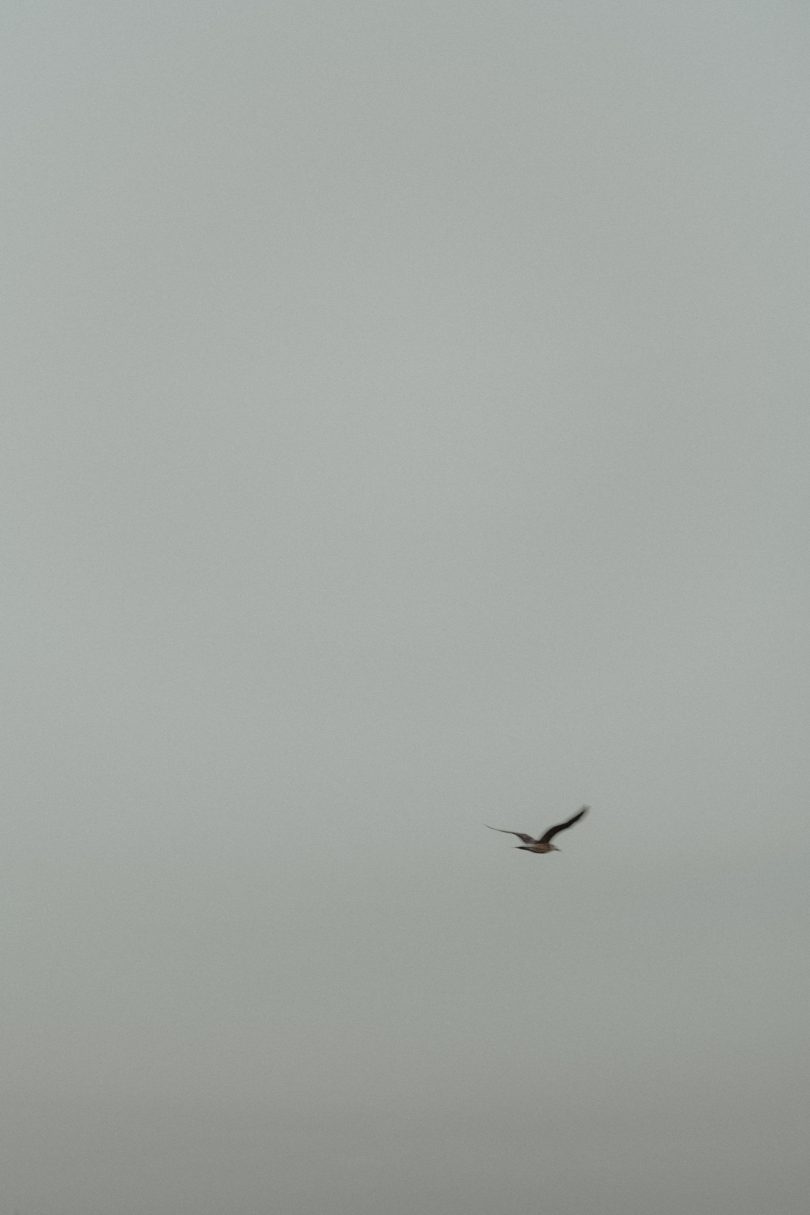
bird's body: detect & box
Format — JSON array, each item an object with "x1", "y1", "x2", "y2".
[{"x1": 486, "y1": 805, "x2": 589, "y2": 853}]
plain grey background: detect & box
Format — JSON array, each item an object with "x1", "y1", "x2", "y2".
[{"x1": 3, "y1": 2, "x2": 809, "y2": 1212}]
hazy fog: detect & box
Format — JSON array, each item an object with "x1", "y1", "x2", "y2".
[{"x1": 3, "y1": 2, "x2": 809, "y2": 1211}]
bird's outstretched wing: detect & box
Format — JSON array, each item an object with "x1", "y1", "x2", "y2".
[
  {"x1": 538, "y1": 805, "x2": 589, "y2": 845},
  {"x1": 485, "y1": 825, "x2": 536, "y2": 844}
]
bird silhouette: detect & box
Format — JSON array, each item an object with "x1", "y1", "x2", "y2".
[{"x1": 486, "y1": 805, "x2": 589, "y2": 853}]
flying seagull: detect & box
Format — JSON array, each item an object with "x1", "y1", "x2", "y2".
[{"x1": 486, "y1": 805, "x2": 589, "y2": 853}]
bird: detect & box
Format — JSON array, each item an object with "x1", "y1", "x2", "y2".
[{"x1": 486, "y1": 805, "x2": 589, "y2": 853}]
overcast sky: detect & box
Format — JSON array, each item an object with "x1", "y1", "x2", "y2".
[{"x1": 3, "y1": 2, "x2": 810, "y2": 1212}]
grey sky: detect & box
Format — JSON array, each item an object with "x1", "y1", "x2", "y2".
[{"x1": 3, "y1": 2, "x2": 809, "y2": 1212}]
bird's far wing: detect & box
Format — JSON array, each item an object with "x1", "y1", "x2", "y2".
[
  {"x1": 538, "y1": 805, "x2": 589, "y2": 845},
  {"x1": 485, "y1": 825, "x2": 535, "y2": 844}
]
